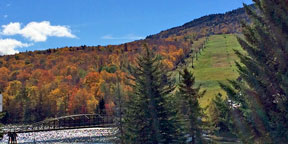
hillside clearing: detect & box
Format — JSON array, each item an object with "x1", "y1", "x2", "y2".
[{"x1": 173, "y1": 34, "x2": 244, "y2": 107}]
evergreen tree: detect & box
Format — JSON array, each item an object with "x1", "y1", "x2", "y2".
[
  {"x1": 221, "y1": 0, "x2": 288, "y2": 143},
  {"x1": 178, "y1": 68, "x2": 205, "y2": 144},
  {"x1": 114, "y1": 76, "x2": 125, "y2": 144},
  {"x1": 96, "y1": 98, "x2": 106, "y2": 114},
  {"x1": 207, "y1": 93, "x2": 235, "y2": 137},
  {"x1": 123, "y1": 45, "x2": 185, "y2": 144}
]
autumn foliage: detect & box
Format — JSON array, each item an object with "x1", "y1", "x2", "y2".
[
  {"x1": 0, "y1": 35, "x2": 194, "y2": 123},
  {"x1": 0, "y1": 6, "x2": 249, "y2": 123}
]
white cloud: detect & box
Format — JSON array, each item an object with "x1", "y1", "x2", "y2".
[
  {"x1": 1, "y1": 21, "x2": 76, "y2": 42},
  {"x1": 0, "y1": 38, "x2": 32, "y2": 55},
  {"x1": 101, "y1": 35, "x2": 115, "y2": 40},
  {"x1": 2, "y1": 22, "x2": 20, "y2": 35},
  {"x1": 101, "y1": 34, "x2": 144, "y2": 40}
]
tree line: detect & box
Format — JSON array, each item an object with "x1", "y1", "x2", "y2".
[
  {"x1": 0, "y1": 34, "x2": 194, "y2": 123},
  {"x1": 113, "y1": 45, "x2": 205, "y2": 143},
  {"x1": 207, "y1": 0, "x2": 288, "y2": 143},
  {"x1": 115, "y1": 0, "x2": 288, "y2": 143},
  {"x1": 1, "y1": 0, "x2": 287, "y2": 143}
]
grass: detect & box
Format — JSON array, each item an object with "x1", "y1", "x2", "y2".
[{"x1": 172, "y1": 34, "x2": 244, "y2": 108}]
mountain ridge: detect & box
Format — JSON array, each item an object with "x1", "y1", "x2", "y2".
[
  {"x1": 1, "y1": 5, "x2": 251, "y2": 56},
  {"x1": 0, "y1": 5, "x2": 251, "y2": 123},
  {"x1": 146, "y1": 6, "x2": 250, "y2": 39}
]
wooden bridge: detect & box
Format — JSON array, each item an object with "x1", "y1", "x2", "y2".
[{"x1": 1, "y1": 114, "x2": 116, "y2": 143}]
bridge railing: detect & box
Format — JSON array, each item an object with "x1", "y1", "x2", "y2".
[{"x1": 2, "y1": 114, "x2": 115, "y2": 134}]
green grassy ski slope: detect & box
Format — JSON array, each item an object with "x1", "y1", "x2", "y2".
[{"x1": 173, "y1": 34, "x2": 244, "y2": 107}]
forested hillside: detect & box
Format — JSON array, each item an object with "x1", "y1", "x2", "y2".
[
  {"x1": 147, "y1": 6, "x2": 250, "y2": 39},
  {"x1": 0, "y1": 37, "x2": 193, "y2": 123},
  {"x1": 0, "y1": 6, "x2": 249, "y2": 124}
]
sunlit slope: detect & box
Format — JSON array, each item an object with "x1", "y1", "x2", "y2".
[{"x1": 186, "y1": 34, "x2": 244, "y2": 107}]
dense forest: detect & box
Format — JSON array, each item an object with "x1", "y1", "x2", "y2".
[
  {"x1": 0, "y1": 5, "x2": 249, "y2": 124},
  {"x1": 1, "y1": 0, "x2": 288, "y2": 143},
  {"x1": 0, "y1": 37, "x2": 194, "y2": 123}
]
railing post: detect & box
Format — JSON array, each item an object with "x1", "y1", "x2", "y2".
[
  {"x1": 78, "y1": 116, "x2": 79, "y2": 127},
  {"x1": 89, "y1": 115, "x2": 92, "y2": 126}
]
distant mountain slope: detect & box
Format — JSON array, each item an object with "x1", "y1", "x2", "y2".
[
  {"x1": 147, "y1": 6, "x2": 250, "y2": 39},
  {"x1": 0, "y1": 5, "x2": 251, "y2": 123}
]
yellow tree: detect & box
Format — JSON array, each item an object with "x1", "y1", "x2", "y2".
[{"x1": 3, "y1": 80, "x2": 22, "y2": 123}]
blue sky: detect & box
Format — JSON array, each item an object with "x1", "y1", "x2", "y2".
[{"x1": 0, "y1": 0, "x2": 253, "y2": 55}]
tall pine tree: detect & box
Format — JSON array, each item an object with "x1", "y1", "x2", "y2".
[
  {"x1": 221, "y1": 0, "x2": 288, "y2": 143},
  {"x1": 123, "y1": 45, "x2": 185, "y2": 144},
  {"x1": 114, "y1": 75, "x2": 125, "y2": 144},
  {"x1": 178, "y1": 68, "x2": 205, "y2": 144}
]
